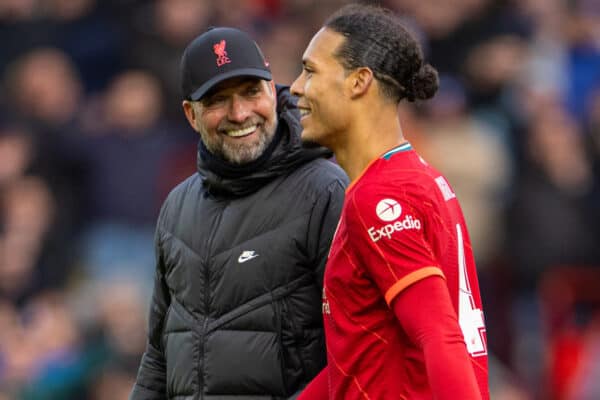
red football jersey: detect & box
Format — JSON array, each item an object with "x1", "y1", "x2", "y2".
[{"x1": 322, "y1": 143, "x2": 489, "y2": 399}]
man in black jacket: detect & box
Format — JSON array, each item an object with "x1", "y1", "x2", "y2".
[{"x1": 130, "y1": 27, "x2": 348, "y2": 400}]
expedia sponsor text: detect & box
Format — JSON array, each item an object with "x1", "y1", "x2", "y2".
[{"x1": 368, "y1": 215, "x2": 421, "y2": 242}]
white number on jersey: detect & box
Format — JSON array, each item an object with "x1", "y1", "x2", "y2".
[{"x1": 456, "y1": 224, "x2": 487, "y2": 357}]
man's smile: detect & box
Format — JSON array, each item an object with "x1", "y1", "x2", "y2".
[
  {"x1": 298, "y1": 106, "x2": 312, "y2": 118},
  {"x1": 221, "y1": 124, "x2": 259, "y2": 138}
]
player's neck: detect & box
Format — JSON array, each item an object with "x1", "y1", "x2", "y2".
[{"x1": 335, "y1": 107, "x2": 405, "y2": 181}]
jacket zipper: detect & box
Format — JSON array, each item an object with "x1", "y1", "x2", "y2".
[{"x1": 198, "y1": 204, "x2": 225, "y2": 399}]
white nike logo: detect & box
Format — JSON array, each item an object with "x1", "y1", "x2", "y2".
[{"x1": 238, "y1": 250, "x2": 259, "y2": 263}]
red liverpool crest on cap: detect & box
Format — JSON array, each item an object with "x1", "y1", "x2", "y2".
[{"x1": 213, "y1": 40, "x2": 231, "y2": 67}]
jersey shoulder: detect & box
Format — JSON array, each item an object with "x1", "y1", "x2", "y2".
[
  {"x1": 352, "y1": 151, "x2": 450, "y2": 203},
  {"x1": 347, "y1": 151, "x2": 459, "y2": 224}
]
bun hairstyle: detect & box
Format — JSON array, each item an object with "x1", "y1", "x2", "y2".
[{"x1": 324, "y1": 4, "x2": 439, "y2": 103}]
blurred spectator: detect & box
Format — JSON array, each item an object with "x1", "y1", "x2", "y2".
[
  {"x1": 4, "y1": 47, "x2": 83, "y2": 128},
  {"x1": 126, "y1": 0, "x2": 213, "y2": 120},
  {"x1": 212, "y1": 0, "x2": 263, "y2": 31},
  {"x1": 44, "y1": 0, "x2": 125, "y2": 93},
  {"x1": 74, "y1": 69, "x2": 193, "y2": 292},
  {"x1": 0, "y1": 123, "x2": 34, "y2": 186},
  {"x1": 0, "y1": 299, "x2": 28, "y2": 391},
  {"x1": 3, "y1": 47, "x2": 89, "y2": 236},
  {"x1": 588, "y1": 90, "x2": 600, "y2": 213},
  {"x1": 563, "y1": 0, "x2": 600, "y2": 124},
  {"x1": 0, "y1": 0, "x2": 124, "y2": 95},
  {"x1": 0, "y1": 291, "x2": 86, "y2": 399},
  {"x1": 72, "y1": 279, "x2": 147, "y2": 400},
  {"x1": 517, "y1": 0, "x2": 569, "y2": 99},
  {"x1": 488, "y1": 353, "x2": 530, "y2": 400},
  {"x1": 87, "y1": 366, "x2": 136, "y2": 400},
  {"x1": 0, "y1": 177, "x2": 63, "y2": 305},
  {"x1": 259, "y1": 17, "x2": 312, "y2": 84},
  {"x1": 0, "y1": 122, "x2": 73, "y2": 307},
  {"x1": 506, "y1": 95, "x2": 600, "y2": 397},
  {"x1": 463, "y1": 33, "x2": 528, "y2": 110},
  {"x1": 94, "y1": 281, "x2": 147, "y2": 365},
  {"x1": 0, "y1": 0, "x2": 52, "y2": 80},
  {"x1": 508, "y1": 98, "x2": 600, "y2": 287},
  {"x1": 589, "y1": 89, "x2": 600, "y2": 150},
  {"x1": 388, "y1": 0, "x2": 530, "y2": 75}
]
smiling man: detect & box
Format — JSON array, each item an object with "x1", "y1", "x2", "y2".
[{"x1": 130, "y1": 27, "x2": 348, "y2": 400}]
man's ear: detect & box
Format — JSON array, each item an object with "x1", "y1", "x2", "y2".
[
  {"x1": 182, "y1": 100, "x2": 197, "y2": 130},
  {"x1": 348, "y1": 67, "x2": 373, "y2": 99}
]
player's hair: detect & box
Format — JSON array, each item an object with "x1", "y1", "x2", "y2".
[{"x1": 324, "y1": 4, "x2": 439, "y2": 103}]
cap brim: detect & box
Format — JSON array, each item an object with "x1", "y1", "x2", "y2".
[{"x1": 189, "y1": 68, "x2": 272, "y2": 101}]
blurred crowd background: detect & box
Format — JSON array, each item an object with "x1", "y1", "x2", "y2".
[{"x1": 0, "y1": 0, "x2": 599, "y2": 399}]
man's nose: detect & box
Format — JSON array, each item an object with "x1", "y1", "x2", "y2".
[
  {"x1": 290, "y1": 75, "x2": 303, "y2": 97},
  {"x1": 227, "y1": 95, "x2": 251, "y2": 123}
]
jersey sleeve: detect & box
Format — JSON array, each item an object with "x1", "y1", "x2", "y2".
[
  {"x1": 392, "y1": 275, "x2": 483, "y2": 399},
  {"x1": 344, "y1": 184, "x2": 445, "y2": 306}
]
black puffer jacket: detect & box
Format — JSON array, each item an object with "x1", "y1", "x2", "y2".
[{"x1": 131, "y1": 87, "x2": 348, "y2": 399}]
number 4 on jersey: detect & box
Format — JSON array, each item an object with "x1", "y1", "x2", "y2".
[{"x1": 456, "y1": 224, "x2": 487, "y2": 357}]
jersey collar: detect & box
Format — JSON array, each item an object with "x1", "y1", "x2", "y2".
[{"x1": 382, "y1": 142, "x2": 412, "y2": 160}]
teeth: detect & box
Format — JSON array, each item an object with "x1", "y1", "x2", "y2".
[
  {"x1": 299, "y1": 109, "x2": 311, "y2": 117},
  {"x1": 225, "y1": 125, "x2": 256, "y2": 137}
]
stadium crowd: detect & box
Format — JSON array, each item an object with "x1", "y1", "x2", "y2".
[{"x1": 0, "y1": 0, "x2": 598, "y2": 399}]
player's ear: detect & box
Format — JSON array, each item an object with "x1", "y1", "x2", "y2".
[
  {"x1": 182, "y1": 100, "x2": 197, "y2": 130},
  {"x1": 348, "y1": 67, "x2": 373, "y2": 99},
  {"x1": 269, "y1": 80, "x2": 276, "y2": 95}
]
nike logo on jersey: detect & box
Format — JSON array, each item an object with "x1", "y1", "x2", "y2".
[{"x1": 238, "y1": 250, "x2": 259, "y2": 263}]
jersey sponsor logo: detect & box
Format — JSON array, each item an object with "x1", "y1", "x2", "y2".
[
  {"x1": 238, "y1": 250, "x2": 259, "y2": 263},
  {"x1": 435, "y1": 176, "x2": 456, "y2": 201},
  {"x1": 368, "y1": 215, "x2": 421, "y2": 242},
  {"x1": 376, "y1": 198, "x2": 402, "y2": 222},
  {"x1": 369, "y1": 198, "x2": 421, "y2": 242}
]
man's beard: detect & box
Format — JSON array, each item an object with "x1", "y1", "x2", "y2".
[{"x1": 200, "y1": 122, "x2": 276, "y2": 165}]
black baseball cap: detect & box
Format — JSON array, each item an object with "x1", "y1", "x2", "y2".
[{"x1": 180, "y1": 27, "x2": 272, "y2": 101}]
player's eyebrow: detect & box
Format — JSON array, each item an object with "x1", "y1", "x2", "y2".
[{"x1": 301, "y1": 58, "x2": 316, "y2": 69}]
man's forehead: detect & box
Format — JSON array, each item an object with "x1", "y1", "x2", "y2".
[
  {"x1": 303, "y1": 28, "x2": 345, "y2": 66},
  {"x1": 204, "y1": 77, "x2": 265, "y2": 98}
]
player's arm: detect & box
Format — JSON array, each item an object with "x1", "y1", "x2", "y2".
[
  {"x1": 391, "y1": 275, "x2": 481, "y2": 400},
  {"x1": 297, "y1": 366, "x2": 329, "y2": 400}
]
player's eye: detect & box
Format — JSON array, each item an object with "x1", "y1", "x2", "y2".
[
  {"x1": 246, "y1": 85, "x2": 261, "y2": 96},
  {"x1": 203, "y1": 95, "x2": 227, "y2": 107}
]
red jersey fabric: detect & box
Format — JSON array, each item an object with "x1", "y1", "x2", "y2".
[{"x1": 322, "y1": 143, "x2": 489, "y2": 399}]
